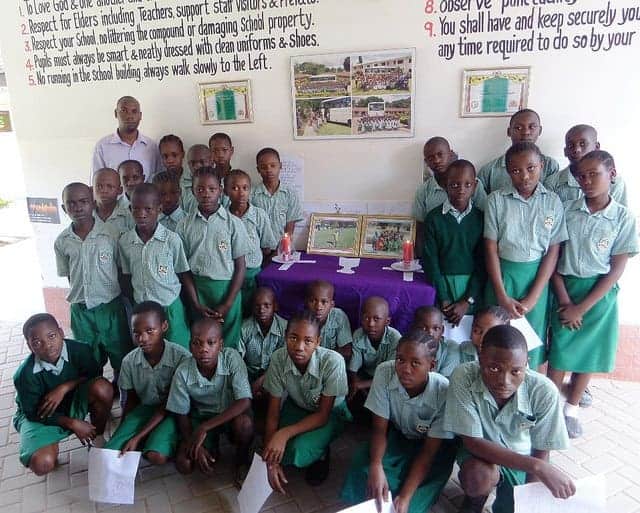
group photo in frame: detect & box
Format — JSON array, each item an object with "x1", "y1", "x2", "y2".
[
  {"x1": 460, "y1": 67, "x2": 531, "y2": 118},
  {"x1": 198, "y1": 80, "x2": 254, "y2": 125},
  {"x1": 306, "y1": 213, "x2": 363, "y2": 257},
  {"x1": 359, "y1": 215, "x2": 416, "y2": 259},
  {"x1": 291, "y1": 48, "x2": 416, "y2": 140}
]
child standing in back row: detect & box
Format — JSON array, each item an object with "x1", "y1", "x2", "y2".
[
  {"x1": 547, "y1": 151, "x2": 638, "y2": 439},
  {"x1": 251, "y1": 147, "x2": 304, "y2": 240},
  {"x1": 55, "y1": 182, "x2": 131, "y2": 381},
  {"x1": 422, "y1": 160, "x2": 486, "y2": 325},
  {"x1": 93, "y1": 168, "x2": 134, "y2": 237},
  {"x1": 478, "y1": 109, "x2": 559, "y2": 194},
  {"x1": 225, "y1": 169, "x2": 277, "y2": 316},
  {"x1": 153, "y1": 171, "x2": 186, "y2": 232},
  {"x1": 176, "y1": 167, "x2": 250, "y2": 350},
  {"x1": 117, "y1": 160, "x2": 145, "y2": 208},
  {"x1": 484, "y1": 142, "x2": 567, "y2": 368}
]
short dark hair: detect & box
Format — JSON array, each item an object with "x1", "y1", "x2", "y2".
[
  {"x1": 118, "y1": 160, "x2": 144, "y2": 175},
  {"x1": 474, "y1": 305, "x2": 511, "y2": 324},
  {"x1": 209, "y1": 132, "x2": 232, "y2": 147},
  {"x1": 425, "y1": 136, "x2": 450, "y2": 148},
  {"x1": 226, "y1": 169, "x2": 252, "y2": 184},
  {"x1": 509, "y1": 108, "x2": 540, "y2": 126},
  {"x1": 192, "y1": 166, "x2": 221, "y2": 184},
  {"x1": 413, "y1": 306, "x2": 443, "y2": 324},
  {"x1": 61, "y1": 182, "x2": 90, "y2": 201},
  {"x1": 287, "y1": 311, "x2": 321, "y2": 336},
  {"x1": 581, "y1": 150, "x2": 615, "y2": 170},
  {"x1": 159, "y1": 134, "x2": 184, "y2": 153},
  {"x1": 23, "y1": 313, "x2": 59, "y2": 339},
  {"x1": 305, "y1": 280, "x2": 334, "y2": 300},
  {"x1": 505, "y1": 142, "x2": 543, "y2": 169},
  {"x1": 256, "y1": 147, "x2": 280, "y2": 164},
  {"x1": 397, "y1": 329, "x2": 438, "y2": 358},
  {"x1": 446, "y1": 159, "x2": 476, "y2": 177},
  {"x1": 131, "y1": 183, "x2": 160, "y2": 204},
  {"x1": 191, "y1": 317, "x2": 222, "y2": 336},
  {"x1": 132, "y1": 301, "x2": 167, "y2": 323},
  {"x1": 482, "y1": 325, "x2": 527, "y2": 353},
  {"x1": 152, "y1": 171, "x2": 181, "y2": 188}
]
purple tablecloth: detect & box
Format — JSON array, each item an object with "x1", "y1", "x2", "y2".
[{"x1": 257, "y1": 253, "x2": 435, "y2": 334}]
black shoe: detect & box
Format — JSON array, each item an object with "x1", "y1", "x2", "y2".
[{"x1": 305, "y1": 448, "x2": 330, "y2": 486}]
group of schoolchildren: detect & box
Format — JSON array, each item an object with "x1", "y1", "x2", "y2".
[{"x1": 12, "y1": 98, "x2": 638, "y2": 513}]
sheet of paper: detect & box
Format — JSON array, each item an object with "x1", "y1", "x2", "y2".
[
  {"x1": 280, "y1": 154, "x2": 304, "y2": 203},
  {"x1": 337, "y1": 269, "x2": 355, "y2": 274},
  {"x1": 278, "y1": 263, "x2": 295, "y2": 271},
  {"x1": 444, "y1": 315, "x2": 474, "y2": 344},
  {"x1": 511, "y1": 317, "x2": 543, "y2": 351},
  {"x1": 514, "y1": 474, "x2": 606, "y2": 513},
  {"x1": 88, "y1": 447, "x2": 141, "y2": 504},
  {"x1": 237, "y1": 454, "x2": 272, "y2": 513},
  {"x1": 336, "y1": 492, "x2": 395, "y2": 513}
]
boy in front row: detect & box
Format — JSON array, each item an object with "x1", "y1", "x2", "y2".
[
  {"x1": 444, "y1": 325, "x2": 574, "y2": 513},
  {"x1": 13, "y1": 314, "x2": 113, "y2": 475}
]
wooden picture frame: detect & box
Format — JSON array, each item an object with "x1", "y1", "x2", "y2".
[
  {"x1": 460, "y1": 67, "x2": 531, "y2": 118},
  {"x1": 198, "y1": 80, "x2": 254, "y2": 125},
  {"x1": 307, "y1": 213, "x2": 363, "y2": 257},
  {"x1": 359, "y1": 215, "x2": 415, "y2": 259}
]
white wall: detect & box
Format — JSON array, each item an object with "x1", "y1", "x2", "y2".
[{"x1": 0, "y1": 0, "x2": 638, "y2": 320}]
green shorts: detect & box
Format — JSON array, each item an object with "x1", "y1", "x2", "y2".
[
  {"x1": 105, "y1": 404, "x2": 178, "y2": 458},
  {"x1": 14, "y1": 383, "x2": 89, "y2": 467},
  {"x1": 193, "y1": 275, "x2": 242, "y2": 350},
  {"x1": 70, "y1": 297, "x2": 132, "y2": 371},
  {"x1": 280, "y1": 398, "x2": 352, "y2": 468},
  {"x1": 457, "y1": 447, "x2": 526, "y2": 513},
  {"x1": 341, "y1": 427, "x2": 456, "y2": 513}
]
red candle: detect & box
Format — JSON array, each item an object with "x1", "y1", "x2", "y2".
[
  {"x1": 280, "y1": 233, "x2": 291, "y2": 261},
  {"x1": 402, "y1": 240, "x2": 413, "y2": 266}
]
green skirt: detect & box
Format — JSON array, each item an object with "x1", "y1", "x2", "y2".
[
  {"x1": 164, "y1": 296, "x2": 191, "y2": 349},
  {"x1": 70, "y1": 297, "x2": 132, "y2": 371},
  {"x1": 485, "y1": 259, "x2": 548, "y2": 367},
  {"x1": 104, "y1": 404, "x2": 178, "y2": 458},
  {"x1": 442, "y1": 274, "x2": 477, "y2": 315},
  {"x1": 549, "y1": 275, "x2": 619, "y2": 373},
  {"x1": 241, "y1": 267, "x2": 262, "y2": 318},
  {"x1": 457, "y1": 447, "x2": 526, "y2": 513},
  {"x1": 341, "y1": 427, "x2": 456, "y2": 513},
  {"x1": 14, "y1": 383, "x2": 89, "y2": 467},
  {"x1": 280, "y1": 399, "x2": 352, "y2": 468},
  {"x1": 193, "y1": 275, "x2": 242, "y2": 350}
]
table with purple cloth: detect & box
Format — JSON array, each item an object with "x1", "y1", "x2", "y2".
[{"x1": 257, "y1": 253, "x2": 436, "y2": 334}]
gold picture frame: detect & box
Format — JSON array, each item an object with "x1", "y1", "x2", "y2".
[
  {"x1": 359, "y1": 215, "x2": 416, "y2": 259},
  {"x1": 460, "y1": 66, "x2": 531, "y2": 118},
  {"x1": 198, "y1": 80, "x2": 254, "y2": 125},
  {"x1": 307, "y1": 213, "x2": 363, "y2": 257}
]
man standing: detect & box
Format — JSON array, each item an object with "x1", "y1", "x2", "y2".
[{"x1": 92, "y1": 96, "x2": 160, "y2": 182}]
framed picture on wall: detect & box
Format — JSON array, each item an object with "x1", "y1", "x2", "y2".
[
  {"x1": 291, "y1": 48, "x2": 416, "y2": 140},
  {"x1": 359, "y1": 215, "x2": 415, "y2": 259},
  {"x1": 198, "y1": 80, "x2": 254, "y2": 125},
  {"x1": 307, "y1": 213, "x2": 363, "y2": 257},
  {"x1": 460, "y1": 67, "x2": 531, "y2": 118}
]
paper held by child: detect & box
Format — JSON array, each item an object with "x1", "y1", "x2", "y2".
[
  {"x1": 444, "y1": 315, "x2": 543, "y2": 351},
  {"x1": 88, "y1": 448, "x2": 141, "y2": 504},
  {"x1": 514, "y1": 474, "x2": 606, "y2": 513},
  {"x1": 336, "y1": 492, "x2": 395, "y2": 513},
  {"x1": 238, "y1": 454, "x2": 272, "y2": 513}
]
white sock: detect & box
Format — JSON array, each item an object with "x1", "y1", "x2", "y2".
[{"x1": 564, "y1": 402, "x2": 579, "y2": 418}]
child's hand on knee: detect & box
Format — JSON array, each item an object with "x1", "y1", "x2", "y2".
[
  {"x1": 120, "y1": 435, "x2": 141, "y2": 456},
  {"x1": 69, "y1": 419, "x2": 96, "y2": 446},
  {"x1": 263, "y1": 429, "x2": 289, "y2": 464},
  {"x1": 188, "y1": 427, "x2": 208, "y2": 460},
  {"x1": 195, "y1": 446, "x2": 216, "y2": 474},
  {"x1": 267, "y1": 462, "x2": 288, "y2": 494}
]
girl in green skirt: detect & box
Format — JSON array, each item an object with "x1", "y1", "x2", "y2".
[
  {"x1": 484, "y1": 142, "x2": 568, "y2": 369},
  {"x1": 341, "y1": 329, "x2": 456, "y2": 513},
  {"x1": 548, "y1": 151, "x2": 638, "y2": 439},
  {"x1": 262, "y1": 312, "x2": 351, "y2": 492}
]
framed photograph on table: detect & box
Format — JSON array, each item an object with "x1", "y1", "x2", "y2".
[
  {"x1": 307, "y1": 213, "x2": 363, "y2": 257},
  {"x1": 460, "y1": 67, "x2": 530, "y2": 118},
  {"x1": 359, "y1": 215, "x2": 415, "y2": 259},
  {"x1": 198, "y1": 80, "x2": 254, "y2": 125}
]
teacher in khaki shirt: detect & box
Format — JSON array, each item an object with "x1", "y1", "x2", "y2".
[{"x1": 92, "y1": 96, "x2": 160, "y2": 182}]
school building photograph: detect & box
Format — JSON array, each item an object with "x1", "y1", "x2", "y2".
[{"x1": 0, "y1": 0, "x2": 639, "y2": 512}]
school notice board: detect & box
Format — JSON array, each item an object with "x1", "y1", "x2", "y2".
[
  {"x1": 460, "y1": 67, "x2": 530, "y2": 118},
  {"x1": 291, "y1": 48, "x2": 416, "y2": 140}
]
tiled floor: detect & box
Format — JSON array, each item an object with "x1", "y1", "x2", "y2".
[{"x1": 1, "y1": 321, "x2": 639, "y2": 513}]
